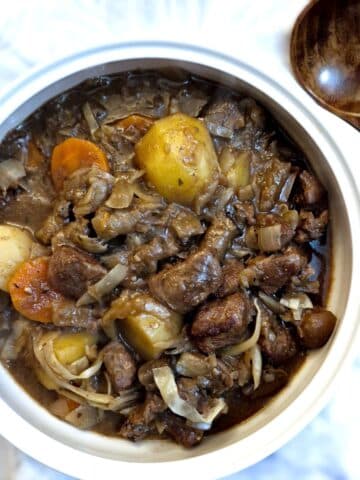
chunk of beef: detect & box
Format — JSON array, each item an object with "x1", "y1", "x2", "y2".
[
  {"x1": 201, "y1": 214, "x2": 238, "y2": 259},
  {"x1": 177, "y1": 377, "x2": 205, "y2": 410},
  {"x1": 168, "y1": 204, "x2": 204, "y2": 242},
  {"x1": 191, "y1": 292, "x2": 251, "y2": 353},
  {"x1": 239, "y1": 246, "x2": 307, "y2": 294},
  {"x1": 160, "y1": 411, "x2": 203, "y2": 447},
  {"x1": 51, "y1": 299, "x2": 101, "y2": 333},
  {"x1": 204, "y1": 96, "x2": 245, "y2": 138},
  {"x1": 297, "y1": 170, "x2": 324, "y2": 206},
  {"x1": 258, "y1": 305, "x2": 298, "y2": 365},
  {"x1": 129, "y1": 233, "x2": 179, "y2": 277},
  {"x1": 216, "y1": 260, "x2": 245, "y2": 297},
  {"x1": 48, "y1": 245, "x2": 106, "y2": 299},
  {"x1": 103, "y1": 340, "x2": 137, "y2": 392},
  {"x1": 149, "y1": 250, "x2": 222, "y2": 313},
  {"x1": 295, "y1": 210, "x2": 328, "y2": 243},
  {"x1": 253, "y1": 158, "x2": 291, "y2": 211},
  {"x1": 119, "y1": 393, "x2": 166, "y2": 442}
]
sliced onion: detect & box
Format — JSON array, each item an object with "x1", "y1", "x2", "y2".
[
  {"x1": 32, "y1": 331, "x2": 140, "y2": 411},
  {"x1": 258, "y1": 224, "x2": 282, "y2": 252},
  {"x1": 249, "y1": 344, "x2": 262, "y2": 390},
  {"x1": 40, "y1": 333, "x2": 103, "y2": 382},
  {"x1": 82, "y1": 102, "x2": 99, "y2": 137},
  {"x1": 279, "y1": 173, "x2": 297, "y2": 202},
  {"x1": 105, "y1": 175, "x2": 141, "y2": 209},
  {"x1": 280, "y1": 293, "x2": 313, "y2": 321},
  {"x1": 258, "y1": 291, "x2": 286, "y2": 314},
  {"x1": 153, "y1": 366, "x2": 226, "y2": 427},
  {"x1": 0, "y1": 159, "x2": 26, "y2": 194},
  {"x1": 222, "y1": 298, "x2": 262, "y2": 356},
  {"x1": 77, "y1": 263, "x2": 128, "y2": 306}
]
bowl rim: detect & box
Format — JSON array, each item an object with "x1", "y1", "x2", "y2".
[{"x1": 0, "y1": 40, "x2": 359, "y2": 479}]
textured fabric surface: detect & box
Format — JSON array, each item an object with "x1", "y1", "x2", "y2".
[{"x1": 0, "y1": 1, "x2": 359, "y2": 479}]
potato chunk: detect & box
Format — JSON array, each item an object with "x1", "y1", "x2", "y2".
[
  {"x1": 0, "y1": 225, "x2": 33, "y2": 292},
  {"x1": 53, "y1": 332, "x2": 96, "y2": 365},
  {"x1": 102, "y1": 290, "x2": 183, "y2": 360},
  {"x1": 135, "y1": 113, "x2": 219, "y2": 210}
]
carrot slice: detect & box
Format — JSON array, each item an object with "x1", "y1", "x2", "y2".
[
  {"x1": 114, "y1": 115, "x2": 154, "y2": 135},
  {"x1": 8, "y1": 257, "x2": 63, "y2": 323},
  {"x1": 51, "y1": 138, "x2": 109, "y2": 190}
]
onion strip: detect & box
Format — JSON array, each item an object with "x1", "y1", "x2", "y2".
[
  {"x1": 153, "y1": 366, "x2": 226, "y2": 428},
  {"x1": 33, "y1": 332, "x2": 139, "y2": 411},
  {"x1": 222, "y1": 298, "x2": 262, "y2": 356}
]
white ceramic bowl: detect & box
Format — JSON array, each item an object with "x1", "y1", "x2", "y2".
[{"x1": 0, "y1": 42, "x2": 359, "y2": 480}]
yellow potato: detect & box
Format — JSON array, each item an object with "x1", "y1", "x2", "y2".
[
  {"x1": 103, "y1": 291, "x2": 183, "y2": 360},
  {"x1": 0, "y1": 225, "x2": 33, "y2": 292},
  {"x1": 53, "y1": 332, "x2": 96, "y2": 365},
  {"x1": 135, "y1": 113, "x2": 219, "y2": 209}
]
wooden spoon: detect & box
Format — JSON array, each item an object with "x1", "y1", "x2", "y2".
[{"x1": 290, "y1": 0, "x2": 360, "y2": 130}]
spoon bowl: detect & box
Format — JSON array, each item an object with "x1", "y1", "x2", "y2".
[{"x1": 290, "y1": 0, "x2": 360, "y2": 129}]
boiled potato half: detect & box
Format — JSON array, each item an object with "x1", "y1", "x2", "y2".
[
  {"x1": 103, "y1": 291, "x2": 183, "y2": 360},
  {"x1": 135, "y1": 113, "x2": 219, "y2": 209},
  {"x1": 0, "y1": 225, "x2": 33, "y2": 292}
]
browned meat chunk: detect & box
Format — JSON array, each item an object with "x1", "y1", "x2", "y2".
[
  {"x1": 240, "y1": 246, "x2": 307, "y2": 294},
  {"x1": 177, "y1": 377, "x2": 205, "y2": 410},
  {"x1": 204, "y1": 97, "x2": 245, "y2": 138},
  {"x1": 51, "y1": 299, "x2": 101, "y2": 333},
  {"x1": 295, "y1": 210, "x2": 328, "y2": 243},
  {"x1": 128, "y1": 233, "x2": 179, "y2": 279},
  {"x1": 168, "y1": 204, "x2": 204, "y2": 242},
  {"x1": 298, "y1": 170, "x2": 324, "y2": 205},
  {"x1": 201, "y1": 214, "x2": 238, "y2": 259},
  {"x1": 160, "y1": 411, "x2": 203, "y2": 447},
  {"x1": 217, "y1": 260, "x2": 244, "y2": 297},
  {"x1": 191, "y1": 292, "x2": 251, "y2": 353},
  {"x1": 103, "y1": 341, "x2": 137, "y2": 392},
  {"x1": 48, "y1": 245, "x2": 106, "y2": 299},
  {"x1": 258, "y1": 305, "x2": 297, "y2": 365},
  {"x1": 297, "y1": 308, "x2": 336, "y2": 349},
  {"x1": 119, "y1": 393, "x2": 166, "y2": 442},
  {"x1": 149, "y1": 250, "x2": 222, "y2": 314}
]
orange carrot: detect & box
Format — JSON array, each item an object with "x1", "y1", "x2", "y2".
[
  {"x1": 51, "y1": 138, "x2": 109, "y2": 190},
  {"x1": 115, "y1": 115, "x2": 154, "y2": 135},
  {"x1": 8, "y1": 257, "x2": 63, "y2": 323}
]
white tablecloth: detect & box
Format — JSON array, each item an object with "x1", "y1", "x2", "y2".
[{"x1": 0, "y1": 1, "x2": 359, "y2": 479}]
